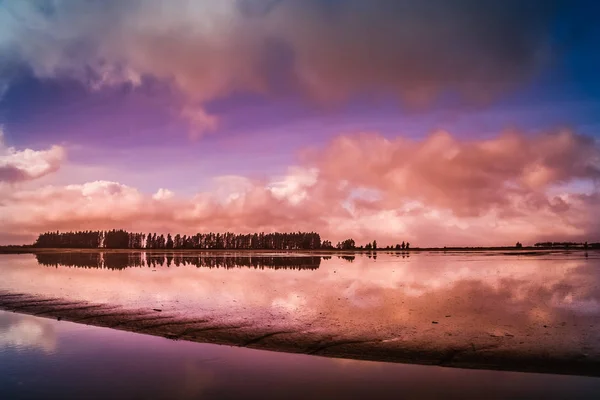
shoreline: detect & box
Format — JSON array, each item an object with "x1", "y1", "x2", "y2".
[
  {"x1": 1, "y1": 246, "x2": 596, "y2": 255},
  {"x1": 1, "y1": 291, "x2": 598, "y2": 378}
]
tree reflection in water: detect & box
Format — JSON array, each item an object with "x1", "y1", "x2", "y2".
[{"x1": 35, "y1": 252, "x2": 322, "y2": 271}]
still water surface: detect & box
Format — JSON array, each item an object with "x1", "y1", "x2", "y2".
[
  {"x1": 1, "y1": 309, "x2": 600, "y2": 400},
  {"x1": 2, "y1": 251, "x2": 599, "y2": 326},
  {"x1": 1, "y1": 250, "x2": 600, "y2": 380}
]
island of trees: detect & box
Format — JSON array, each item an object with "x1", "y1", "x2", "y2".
[{"x1": 32, "y1": 230, "x2": 411, "y2": 251}]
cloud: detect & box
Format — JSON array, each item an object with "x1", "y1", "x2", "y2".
[
  {"x1": 1, "y1": 129, "x2": 599, "y2": 246},
  {"x1": 180, "y1": 105, "x2": 219, "y2": 139},
  {"x1": 0, "y1": 128, "x2": 65, "y2": 183},
  {"x1": 312, "y1": 129, "x2": 600, "y2": 217},
  {"x1": 268, "y1": 167, "x2": 318, "y2": 204},
  {"x1": 153, "y1": 188, "x2": 175, "y2": 201},
  {"x1": 264, "y1": 0, "x2": 562, "y2": 103},
  {"x1": 0, "y1": 0, "x2": 570, "y2": 132}
]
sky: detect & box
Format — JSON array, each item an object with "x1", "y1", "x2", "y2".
[{"x1": 1, "y1": 0, "x2": 600, "y2": 246}]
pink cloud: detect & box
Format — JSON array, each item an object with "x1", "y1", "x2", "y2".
[
  {"x1": 0, "y1": 129, "x2": 65, "y2": 183},
  {"x1": 312, "y1": 130, "x2": 600, "y2": 217},
  {"x1": 180, "y1": 105, "x2": 219, "y2": 139},
  {"x1": 152, "y1": 188, "x2": 175, "y2": 201},
  {"x1": 1, "y1": 130, "x2": 599, "y2": 246}
]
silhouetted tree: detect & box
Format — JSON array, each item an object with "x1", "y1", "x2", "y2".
[
  {"x1": 33, "y1": 230, "x2": 324, "y2": 250},
  {"x1": 321, "y1": 240, "x2": 334, "y2": 249},
  {"x1": 336, "y1": 239, "x2": 355, "y2": 250},
  {"x1": 33, "y1": 230, "x2": 102, "y2": 248},
  {"x1": 104, "y1": 230, "x2": 129, "y2": 249}
]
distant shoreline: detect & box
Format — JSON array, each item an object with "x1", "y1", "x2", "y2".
[{"x1": 0, "y1": 246, "x2": 596, "y2": 255}]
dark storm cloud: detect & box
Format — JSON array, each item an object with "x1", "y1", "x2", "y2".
[
  {"x1": 0, "y1": 0, "x2": 571, "y2": 104},
  {"x1": 252, "y1": 0, "x2": 567, "y2": 102}
]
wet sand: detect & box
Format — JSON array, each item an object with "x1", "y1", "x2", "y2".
[{"x1": 1, "y1": 291, "x2": 598, "y2": 377}]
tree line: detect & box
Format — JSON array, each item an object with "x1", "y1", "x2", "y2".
[
  {"x1": 330, "y1": 238, "x2": 410, "y2": 250},
  {"x1": 534, "y1": 241, "x2": 600, "y2": 249},
  {"x1": 34, "y1": 230, "x2": 322, "y2": 250},
  {"x1": 33, "y1": 230, "x2": 412, "y2": 251},
  {"x1": 36, "y1": 252, "x2": 322, "y2": 270}
]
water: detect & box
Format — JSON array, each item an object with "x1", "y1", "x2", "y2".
[
  {"x1": 1, "y1": 250, "x2": 600, "y2": 396},
  {"x1": 1, "y1": 310, "x2": 599, "y2": 400},
  {"x1": 3, "y1": 250, "x2": 599, "y2": 325}
]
